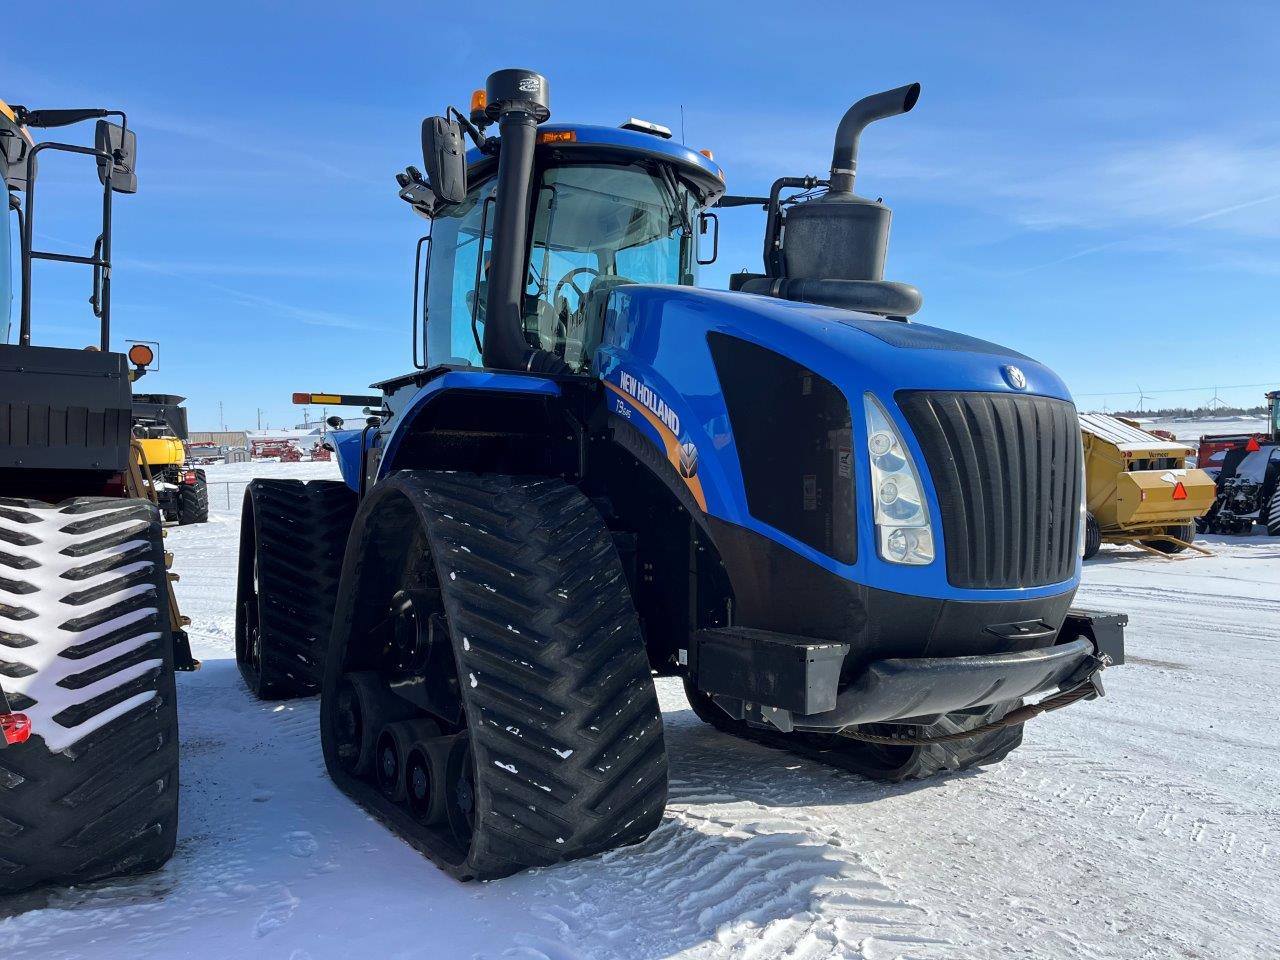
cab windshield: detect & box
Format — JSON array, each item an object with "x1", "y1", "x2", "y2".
[
  {"x1": 422, "y1": 161, "x2": 697, "y2": 370},
  {"x1": 523, "y1": 162, "x2": 696, "y2": 370}
]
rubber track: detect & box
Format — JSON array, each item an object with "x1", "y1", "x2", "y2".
[
  {"x1": 237, "y1": 479, "x2": 356, "y2": 698},
  {"x1": 684, "y1": 679, "x2": 1022, "y2": 782},
  {"x1": 326, "y1": 472, "x2": 668, "y2": 880},
  {"x1": 0, "y1": 497, "x2": 178, "y2": 893}
]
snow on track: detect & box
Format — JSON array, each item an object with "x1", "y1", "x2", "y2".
[{"x1": 1, "y1": 460, "x2": 1276, "y2": 959}]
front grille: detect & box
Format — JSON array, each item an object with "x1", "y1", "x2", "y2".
[{"x1": 897, "y1": 391, "x2": 1081, "y2": 589}]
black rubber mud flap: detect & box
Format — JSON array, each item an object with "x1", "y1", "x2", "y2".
[
  {"x1": 235, "y1": 479, "x2": 358, "y2": 699},
  {"x1": 321, "y1": 472, "x2": 667, "y2": 881},
  {"x1": 0, "y1": 497, "x2": 179, "y2": 893}
]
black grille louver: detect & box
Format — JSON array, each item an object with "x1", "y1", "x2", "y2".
[{"x1": 897, "y1": 391, "x2": 1081, "y2": 589}]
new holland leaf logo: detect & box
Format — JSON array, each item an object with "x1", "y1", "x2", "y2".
[{"x1": 678, "y1": 442, "x2": 699, "y2": 479}]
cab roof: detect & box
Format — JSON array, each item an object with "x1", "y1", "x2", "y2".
[{"x1": 465, "y1": 123, "x2": 725, "y2": 203}]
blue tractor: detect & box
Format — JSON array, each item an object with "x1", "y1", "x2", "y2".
[{"x1": 236, "y1": 69, "x2": 1125, "y2": 881}]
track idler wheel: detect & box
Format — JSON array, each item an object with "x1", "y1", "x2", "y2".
[
  {"x1": 406, "y1": 732, "x2": 465, "y2": 827},
  {"x1": 333, "y1": 672, "x2": 417, "y2": 777},
  {"x1": 375, "y1": 719, "x2": 442, "y2": 802}
]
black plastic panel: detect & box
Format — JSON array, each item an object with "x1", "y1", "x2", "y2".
[
  {"x1": 0, "y1": 345, "x2": 133, "y2": 472},
  {"x1": 706, "y1": 514, "x2": 1077, "y2": 676},
  {"x1": 708, "y1": 333, "x2": 856, "y2": 563},
  {"x1": 897, "y1": 390, "x2": 1081, "y2": 589},
  {"x1": 692, "y1": 627, "x2": 849, "y2": 715}
]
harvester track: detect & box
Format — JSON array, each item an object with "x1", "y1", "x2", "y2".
[{"x1": 0, "y1": 497, "x2": 179, "y2": 893}]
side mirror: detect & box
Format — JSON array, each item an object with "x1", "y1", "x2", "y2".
[
  {"x1": 326, "y1": 415, "x2": 345, "y2": 430},
  {"x1": 95, "y1": 120, "x2": 137, "y2": 194},
  {"x1": 696, "y1": 211, "x2": 719, "y2": 266},
  {"x1": 421, "y1": 116, "x2": 466, "y2": 204},
  {"x1": 0, "y1": 129, "x2": 26, "y2": 166}
]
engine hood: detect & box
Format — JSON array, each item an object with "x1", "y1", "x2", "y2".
[{"x1": 599, "y1": 285, "x2": 1071, "y2": 406}]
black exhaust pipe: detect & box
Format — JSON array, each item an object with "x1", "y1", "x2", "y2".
[
  {"x1": 828, "y1": 83, "x2": 919, "y2": 195},
  {"x1": 480, "y1": 69, "x2": 568, "y2": 374}
]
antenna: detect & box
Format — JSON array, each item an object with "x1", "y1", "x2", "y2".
[{"x1": 679, "y1": 104, "x2": 686, "y2": 143}]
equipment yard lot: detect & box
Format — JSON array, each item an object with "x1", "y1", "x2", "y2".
[{"x1": 2, "y1": 460, "x2": 1275, "y2": 960}]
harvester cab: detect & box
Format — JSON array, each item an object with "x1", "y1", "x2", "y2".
[
  {"x1": 1, "y1": 99, "x2": 189, "y2": 894},
  {"x1": 241, "y1": 69, "x2": 1126, "y2": 882}
]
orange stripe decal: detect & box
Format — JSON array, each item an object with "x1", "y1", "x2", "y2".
[{"x1": 605, "y1": 381, "x2": 707, "y2": 512}]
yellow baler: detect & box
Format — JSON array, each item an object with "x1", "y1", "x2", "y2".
[{"x1": 1079, "y1": 414, "x2": 1215, "y2": 558}]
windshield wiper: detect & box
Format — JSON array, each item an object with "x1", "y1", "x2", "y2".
[{"x1": 657, "y1": 165, "x2": 693, "y2": 237}]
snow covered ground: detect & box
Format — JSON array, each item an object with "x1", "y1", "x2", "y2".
[
  {"x1": 2, "y1": 460, "x2": 1277, "y2": 960},
  {"x1": 1129, "y1": 414, "x2": 1269, "y2": 445}
]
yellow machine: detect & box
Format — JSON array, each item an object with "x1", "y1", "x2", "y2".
[
  {"x1": 135, "y1": 435, "x2": 185, "y2": 468},
  {"x1": 1079, "y1": 414, "x2": 1215, "y2": 558},
  {"x1": 132, "y1": 392, "x2": 209, "y2": 524}
]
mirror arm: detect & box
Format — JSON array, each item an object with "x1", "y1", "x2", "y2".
[{"x1": 448, "y1": 106, "x2": 487, "y2": 151}]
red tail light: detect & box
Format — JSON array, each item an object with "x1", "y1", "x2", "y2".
[
  {"x1": 1, "y1": 714, "x2": 32, "y2": 746},
  {"x1": 184, "y1": 470, "x2": 197, "y2": 484}
]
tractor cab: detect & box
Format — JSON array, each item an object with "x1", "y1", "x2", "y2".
[{"x1": 403, "y1": 81, "x2": 724, "y2": 374}]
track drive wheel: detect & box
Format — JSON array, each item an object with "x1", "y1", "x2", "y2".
[
  {"x1": 0, "y1": 497, "x2": 179, "y2": 893},
  {"x1": 235, "y1": 479, "x2": 357, "y2": 699},
  {"x1": 321, "y1": 472, "x2": 667, "y2": 881}
]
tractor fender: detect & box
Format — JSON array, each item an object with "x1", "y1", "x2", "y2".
[{"x1": 376, "y1": 371, "x2": 562, "y2": 482}]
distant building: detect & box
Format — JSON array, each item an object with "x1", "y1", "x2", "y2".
[
  {"x1": 189, "y1": 430, "x2": 249, "y2": 448},
  {"x1": 245, "y1": 428, "x2": 323, "y2": 443}
]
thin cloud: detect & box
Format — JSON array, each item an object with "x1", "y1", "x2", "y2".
[
  {"x1": 117, "y1": 256, "x2": 373, "y2": 280},
  {"x1": 125, "y1": 258, "x2": 389, "y2": 332}
]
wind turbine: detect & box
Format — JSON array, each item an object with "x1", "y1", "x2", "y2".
[
  {"x1": 1136, "y1": 385, "x2": 1154, "y2": 413},
  {"x1": 1207, "y1": 386, "x2": 1225, "y2": 411}
]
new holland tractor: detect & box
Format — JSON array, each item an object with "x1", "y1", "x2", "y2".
[
  {"x1": 237, "y1": 70, "x2": 1126, "y2": 881},
  {"x1": 0, "y1": 100, "x2": 191, "y2": 893}
]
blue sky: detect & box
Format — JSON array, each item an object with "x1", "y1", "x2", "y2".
[{"x1": 7, "y1": 1, "x2": 1278, "y2": 428}]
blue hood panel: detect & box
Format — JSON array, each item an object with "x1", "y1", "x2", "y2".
[{"x1": 595, "y1": 285, "x2": 1078, "y2": 603}]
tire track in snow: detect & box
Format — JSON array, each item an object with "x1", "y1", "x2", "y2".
[{"x1": 521, "y1": 716, "x2": 955, "y2": 960}]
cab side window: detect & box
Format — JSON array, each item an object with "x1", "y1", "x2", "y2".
[{"x1": 425, "y1": 179, "x2": 497, "y2": 367}]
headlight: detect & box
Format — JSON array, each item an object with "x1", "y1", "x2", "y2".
[{"x1": 864, "y1": 394, "x2": 934, "y2": 565}]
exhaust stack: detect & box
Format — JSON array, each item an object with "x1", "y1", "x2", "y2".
[
  {"x1": 749, "y1": 82, "x2": 922, "y2": 317},
  {"x1": 479, "y1": 69, "x2": 568, "y2": 374},
  {"x1": 829, "y1": 83, "x2": 919, "y2": 195}
]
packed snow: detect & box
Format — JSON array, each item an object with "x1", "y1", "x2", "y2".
[
  {"x1": 1, "y1": 459, "x2": 1276, "y2": 960},
  {"x1": 1131, "y1": 414, "x2": 1269, "y2": 445}
]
